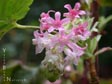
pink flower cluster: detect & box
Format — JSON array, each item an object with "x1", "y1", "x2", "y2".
[{"x1": 32, "y1": 2, "x2": 91, "y2": 65}]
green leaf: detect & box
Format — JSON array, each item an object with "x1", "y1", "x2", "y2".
[
  {"x1": 0, "y1": 0, "x2": 33, "y2": 20},
  {"x1": 84, "y1": 35, "x2": 101, "y2": 59},
  {"x1": 98, "y1": 0, "x2": 112, "y2": 7},
  {"x1": 77, "y1": 58, "x2": 84, "y2": 74},
  {"x1": 0, "y1": 21, "x2": 15, "y2": 39},
  {"x1": 98, "y1": 16, "x2": 112, "y2": 31},
  {"x1": 88, "y1": 36, "x2": 100, "y2": 53},
  {"x1": 0, "y1": 0, "x2": 33, "y2": 39}
]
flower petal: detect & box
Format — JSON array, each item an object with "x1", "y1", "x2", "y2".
[
  {"x1": 63, "y1": 13, "x2": 69, "y2": 17},
  {"x1": 74, "y1": 2, "x2": 81, "y2": 10},
  {"x1": 79, "y1": 10, "x2": 86, "y2": 15},
  {"x1": 61, "y1": 18, "x2": 70, "y2": 24},
  {"x1": 82, "y1": 22, "x2": 88, "y2": 28},
  {"x1": 67, "y1": 42, "x2": 85, "y2": 56},
  {"x1": 64, "y1": 4, "x2": 72, "y2": 11},
  {"x1": 48, "y1": 27, "x2": 55, "y2": 32},
  {"x1": 35, "y1": 44, "x2": 44, "y2": 54},
  {"x1": 55, "y1": 12, "x2": 61, "y2": 20},
  {"x1": 34, "y1": 31, "x2": 39, "y2": 38},
  {"x1": 64, "y1": 48, "x2": 72, "y2": 56},
  {"x1": 32, "y1": 39, "x2": 37, "y2": 45}
]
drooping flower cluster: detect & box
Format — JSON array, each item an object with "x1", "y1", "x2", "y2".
[{"x1": 32, "y1": 2, "x2": 91, "y2": 65}]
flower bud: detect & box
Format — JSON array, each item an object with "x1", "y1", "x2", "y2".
[{"x1": 41, "y1": 50, "x2": 64, "y2": 82}]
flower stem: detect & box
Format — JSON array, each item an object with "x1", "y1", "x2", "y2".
[
  {"x1": 15, "y1": 23, "x2": 40, "y2": 29},
  {"x1": 86, "y1": 58, "x2": 99, "y2": 84}
]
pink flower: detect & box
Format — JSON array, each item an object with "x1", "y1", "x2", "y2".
[
  {"x1": 40, "y1": 10, "x2": 55, "y2": 23},
  {"x1": 32, "y1": 31, "x2": 51, "y2": 54},
  {"x1": 40, "y1": 11, "x2": 69, "y2": 32},
  {"x1": 64, "y1": 45, "x2": 85, "y2": 65},
  {"x1": 40, "y1": 10, "x2": 54, "y2": 31},
  {"x1": 50, "y1": 30, "x2": 85, "y2": 58},
  {"x1": 40, "y1": 22, "x2": 51, "y2": 31},
  {"x1": 73, "y1": 22, "x2": 91, "y2": 40},
  {"x1": 50, "y1": 30, "x2": 73, "y2": 52},
  {"x1": 64, "y1": 2, "x2": 86, "y2": 20},
  {"x1": 46, "y1": 12, "x2": 70, "y2": 32},
  {"x1": 65, "y1": 65, "x2": 72, "y2": 72}
]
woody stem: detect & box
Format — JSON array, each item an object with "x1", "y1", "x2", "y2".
[{"x1": 86, "y1": 58, "x2": 99, "y2": 84}]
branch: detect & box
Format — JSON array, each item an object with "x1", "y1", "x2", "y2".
[
  {"x1": 86, "y1": 58, "x2": 99, "y2": 84},
  {"x1": 94, "y1": 47, "x2": 112, "y2": 56}
]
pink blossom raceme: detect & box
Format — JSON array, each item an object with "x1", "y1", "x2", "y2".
[
  {"x1": 64, "y1": 2, "x2": 86, "y2": 20},
  {"x1": 72, "y1": 22, "x2": 91, "y2": 40},
  {"x1": 33, "y1": 2, "x2": 91, "y2": 67}
]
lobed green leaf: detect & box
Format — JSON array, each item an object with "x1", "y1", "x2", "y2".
[{"x1": 0, "y1": 0, "x2": 33, "y2": 39}]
